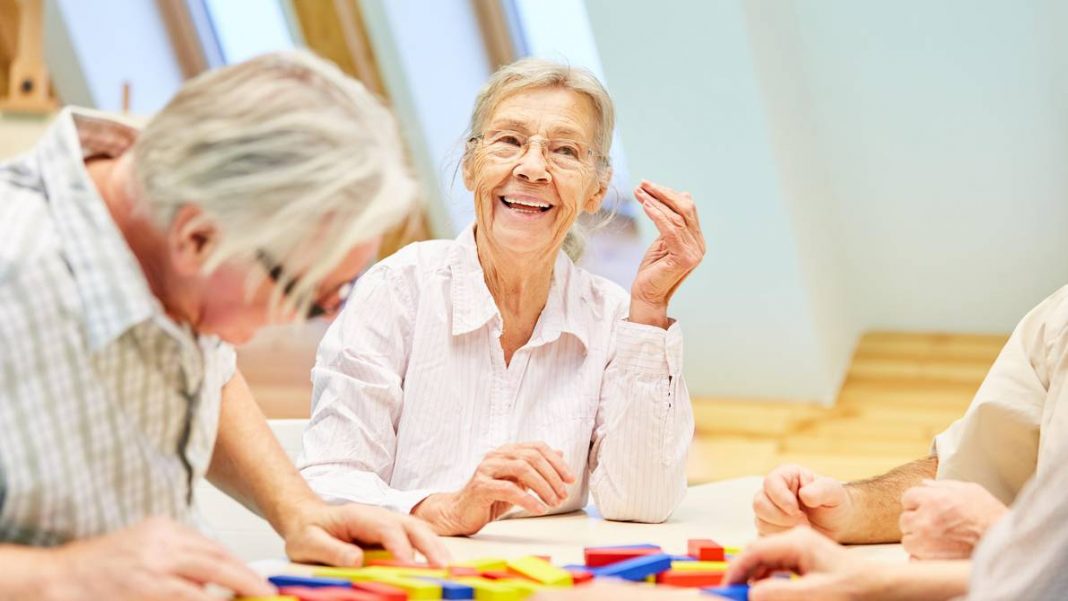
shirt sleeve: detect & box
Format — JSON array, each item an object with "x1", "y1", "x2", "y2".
[
  {"x1": 968, "y1": 407, "x2": 1068, "y2": 599},
  {"x1": 932, "y1": 290, "x2": 1064, "y2": 504},
  {"x1": 587, "y1": 318, "x2": 694, "y2": 523},
  {"x1": 216, "y1": 341, "x2": 237, "y2": 385},
  {"x1": 297, "y1": 264, "x2": 436, "y2": 515}
]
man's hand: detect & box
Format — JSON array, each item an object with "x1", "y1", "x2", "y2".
[
  {"x1": 412, "y1": 442, "x2": 576, "y2": 536},
  {"x1": 900, "y1": 479, "x2": 1008, "y2": 559},
  {"x1": 725, "y1": 526, "x2": 881, "y2": 601},
  {"x1": 50, "y1": 517, "x2": 273, "y2": 601},
  {"x1": 753, "y1": 464, "x2": 856, "y2": 540},
  {"x1": 281, "y1": 502, "x2": 450, "y2": 567}
]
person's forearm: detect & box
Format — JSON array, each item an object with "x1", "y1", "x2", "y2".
[
  {"x1": 840, "y1": 456, "x2": 939, "y2": 543},
  {"x1": 868, "y1": 559, "x2": 970, "y2": 601},
  {"x1": 0, "y1": 545, "x2": 67, "y2": 601},
  {"x1": 207, "y1": 369, "x2": 320, "y2": 537}
]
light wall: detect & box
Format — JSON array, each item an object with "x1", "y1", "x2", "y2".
[{"x1": 586, "y1": 0, "x2": 1068, "y2": 401}]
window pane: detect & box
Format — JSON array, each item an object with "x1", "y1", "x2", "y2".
[{"x1": 202, "y1": 0, "x2": 295, "y2": 64}]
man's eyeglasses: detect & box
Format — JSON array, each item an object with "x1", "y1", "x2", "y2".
[
  {"x1": 473, "y1": 129, "x2": 600, "y2": 172},
  {"x1": 255, "y1": 250, "x2": 357, "y2": 320}
]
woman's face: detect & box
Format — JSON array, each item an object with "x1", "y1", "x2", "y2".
[{"x1": 465, "y1": 87, "x2": 607, "y2": 258}]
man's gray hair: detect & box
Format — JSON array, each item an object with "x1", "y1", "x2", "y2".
[
  {"x1": 131, "y1": 50, "x2": 416, "y2": 315},
  {"x1": 463, "y1": 58, "x2": 615, "y2": 260}
]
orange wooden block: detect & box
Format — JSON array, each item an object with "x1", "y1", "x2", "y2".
[
  {"x1": 656, "y1": 569, "x2": 725, "y2": 587},
  {"x1": 687, "y1": 539, "x2": 725, "y2": 562},
  {"x1": 447, "y1": 566, "x2": 480, "y2": 578}
]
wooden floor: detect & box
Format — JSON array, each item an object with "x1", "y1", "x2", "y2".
[
  {"x1": 239, "y1": 329, "x2": 1008, "y2": 485},
  {"x1": 686, "y1": 331, "x2": 1007, "y2": 484}
]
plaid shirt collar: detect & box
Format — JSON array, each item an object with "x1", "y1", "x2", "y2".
[{"x1": 35, "y1": 107, "x2": 159, "y2": 351}]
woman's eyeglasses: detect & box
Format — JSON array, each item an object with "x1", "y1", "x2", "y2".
[{"x1": 473, "y1": 129, "x2": 600, "y2": 172}]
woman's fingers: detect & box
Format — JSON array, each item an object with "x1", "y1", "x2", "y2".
[
  {"x1": 497, "y1": 459, "x2": 562, "y2": 507},
  {"x1": 483, "y1": 479, "x2": 549, "y2": 515},
  {"x1": 639, "y1": 180, "x2": 699, "y2": 229}
]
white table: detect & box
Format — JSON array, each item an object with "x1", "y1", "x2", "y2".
[
  {"x1": 240, "y1": 477, "x2": 906, "y2": 578},
  {"x1": 197, "y1": 421, "x2": 906, "y2": 572}
]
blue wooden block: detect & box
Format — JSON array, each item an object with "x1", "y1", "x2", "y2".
[
  {"x1": 268, "y1": 574, "x2": 352, "y2": 589},
  {"x1": 701, "y1": 584, "x2": 750, "y2": 600},
  {"x1": 417, "y1": 577, "x2": 475, "y2": 599},
  {"x1": 592, "y1": 553, "x2": 672, "y2": 581},
  {"x1": 669, "y1": 554, "x2": 697, "y2": 562}
]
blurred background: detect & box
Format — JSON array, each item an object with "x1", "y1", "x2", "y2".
[{"x1": 3, "y1": 0, "x2": 1067, "y2": 483}]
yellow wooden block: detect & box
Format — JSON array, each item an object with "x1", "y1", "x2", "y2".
[
  {"x1": 313, "y1": 566, "x2": 380, "y2": 581},
  {"x1": 315, "y1": 565, "x2": 448, "y2": 580},
  {"x1": 362, "y1": 573, "x2": 441, "y2": 599},
  {"x1": 725, "y1": 546, "x2": 743, "y2": 556},
  {"x1": 455, "y1": 557, "x2": 508, "y2": 571},
  {"x1": 671, "y1": 561, "x2": 729, "y2": 572},
  {"x1": 453, "y1": 577, "x2": 526, "y2": 601},
  {"x1": 495, "y1": 578, "x2": 541, "y2": 596},
  {"x1": 363, "y1": 548, "x2": 395, "y2": 561},
  {"x1": 505, "y1": 556, "x2": 572, "y2": 587}
]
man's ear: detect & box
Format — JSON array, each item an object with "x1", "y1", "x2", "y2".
[
  {"x1": 584, "y1": 166, "x2": 613, "y2": 214},
  {"x1": 168, "y1": 204, "x2": 218, "y2": 277}
]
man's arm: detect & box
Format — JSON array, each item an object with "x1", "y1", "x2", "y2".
[
  {"x1": 839, "y1": 456, "x2": 939, "y2": 543},
  {"x1": 207, "y1": 369, "x2": 449, "y2": 566},
  {"x1": 206, "y1": 369, "x2": 317, "y2": 534},
  {"x1": 0, "y1": 545, "x2": 61, "y2": 601},
  {"x1": 755, "y1": 456, "x2": 938, "y2": 543},
  {"x1": 0, "y1": 519, "x2": 273, "y2": 601}
]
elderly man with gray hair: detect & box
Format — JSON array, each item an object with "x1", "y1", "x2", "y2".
[{"x1": 0, "y1": 51, "x2": 447, "y2": 601}]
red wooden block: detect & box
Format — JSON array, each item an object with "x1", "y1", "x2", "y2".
[
  {"x1": 480, "y1": 569, "x2": 514, "y2": 580},
  {"x1": 566, "y1": 568, "x2": 595, "y2": 585},
  {"x1": 279, "y1": 586, "x2": 380, "y2": 601},
  {"x1": 350, "y1": 581, "x2": 409, "y2": 601},
  {"x1": 583, "y1": 547, "x2": 662, "y2": 568},
  {"x1": 656, "y1": 570, "x2": 725, "y2": 587},
  {"x1": 687, "y1": 539, "x2": 725, "y2": 562}
]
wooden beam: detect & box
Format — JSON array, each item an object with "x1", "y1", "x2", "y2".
[
  {"x1": 290, "y1": 0, "x2": 386, "y2": 98},
  {"x1": 155, "y1": 0, "x2": 208, "y2": 79},
  {"x1": 0, "y1": 0, "x2": 57, "y2": 114},
  {"x1": 471, "y1": 0, "x2": 516, "y2": 71},
  {"x1": 0, "y1": 0, "x2": 15, "y2": 94}
]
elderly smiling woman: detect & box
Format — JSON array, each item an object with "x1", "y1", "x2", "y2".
[{"x1": 298, "y1": 59, "x2": 705, "y2": 535}]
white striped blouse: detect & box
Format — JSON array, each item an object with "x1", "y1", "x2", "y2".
[{"x1": 298, "y1": 226, "x2": 694, "y2": 523}]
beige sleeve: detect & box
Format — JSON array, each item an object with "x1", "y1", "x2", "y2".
[
  {"x1": 932, "y1": 288, "x2": 1067, "y2": 504},
  {"x1": 968, "y1": 406, "x2": 1068, "y2": 599}
]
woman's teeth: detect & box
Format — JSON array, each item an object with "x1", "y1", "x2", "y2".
[{"x1": 501, "y1": 196, "x2": 552, "y2": 212}]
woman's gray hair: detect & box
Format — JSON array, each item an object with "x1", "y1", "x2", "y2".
[
  {"x1": 131, "y1": 50, "x2": 416, "y2": 316},
  {"x1": 462, "y1": 58, "x2": 615, "y2": 260}
]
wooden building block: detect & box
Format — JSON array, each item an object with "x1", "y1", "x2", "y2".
[
  {"x1": 687, "y1": 539, "x2": 726, "y2": 562},
  {"x1": 656, "y1": 570, "x2": 725, "y2": 587},
  {"x1": 506, "y1": 556, "x2": 572, "y2": 587},
  {"x1": 591, "y1": 553, "x2": 673, "y2": 581},
  {"x1": 583, "y1": 546, "x2": 662, "y2": 568}
]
